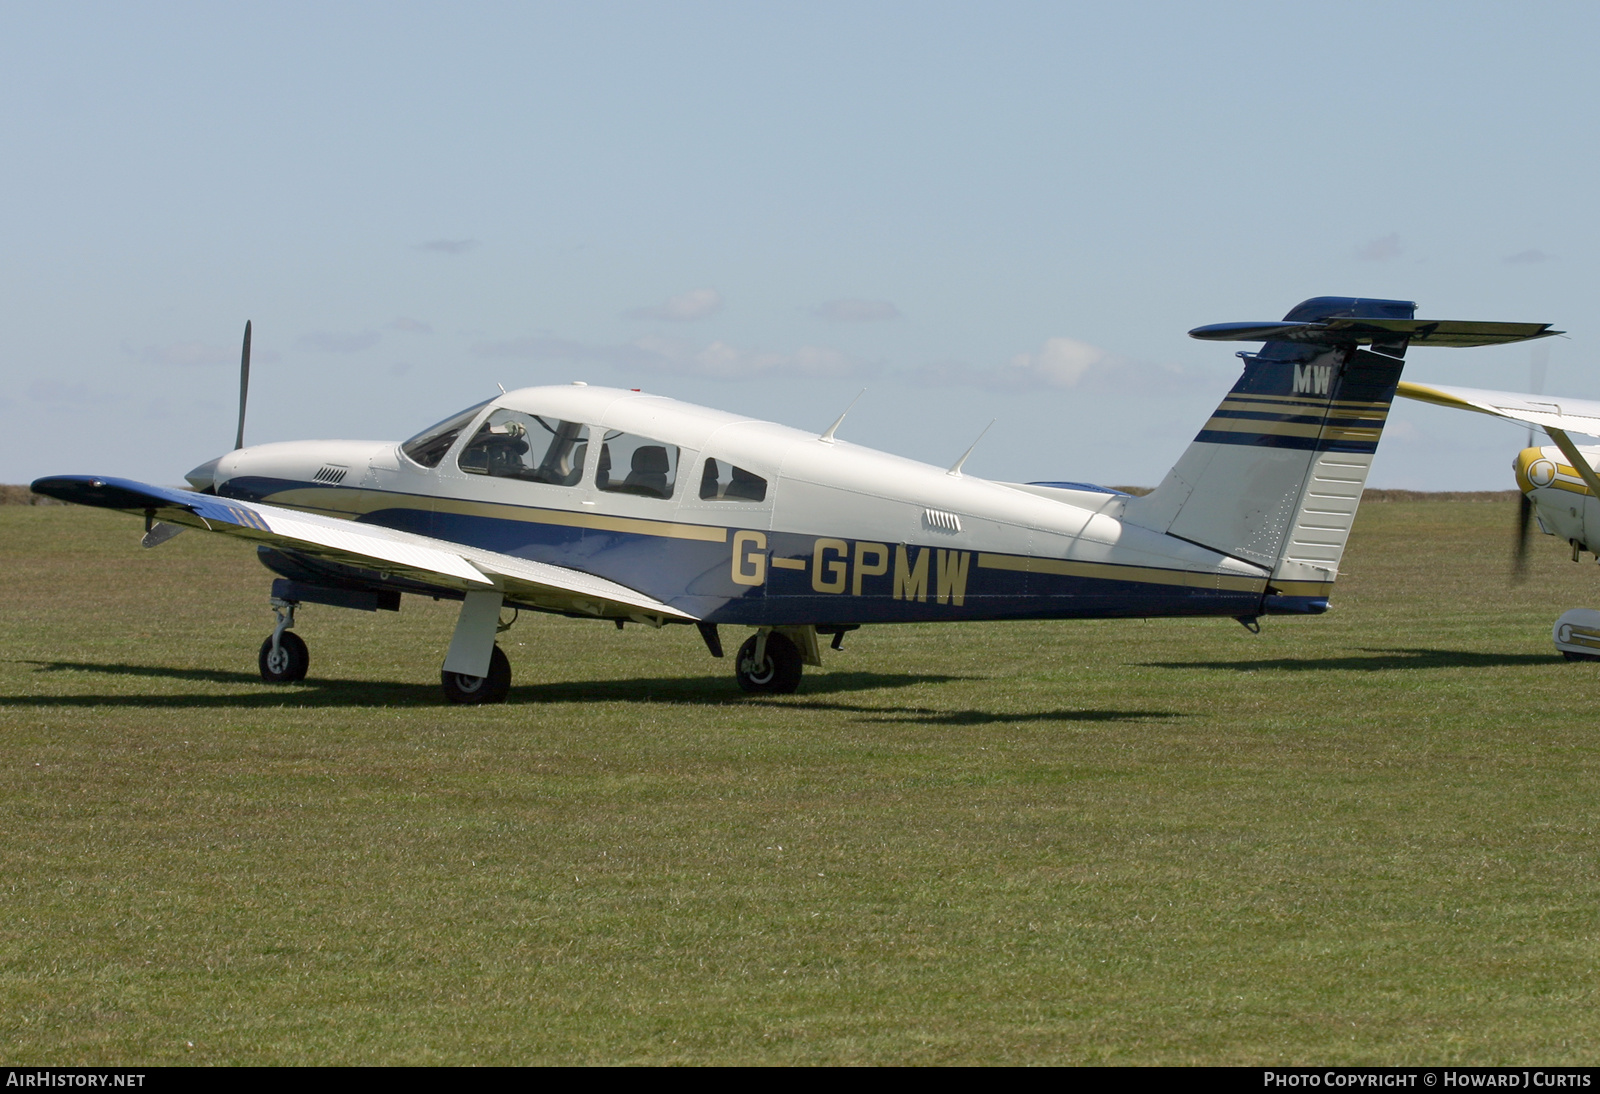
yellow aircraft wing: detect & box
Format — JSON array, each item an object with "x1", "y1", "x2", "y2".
[{"x1": 1397, "y1": 381, "x2": 1600, "y2": 438}]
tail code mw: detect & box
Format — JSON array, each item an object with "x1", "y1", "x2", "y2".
[{"x1": 1294, "y1": 363, "x2": 1333, "y2": 395}]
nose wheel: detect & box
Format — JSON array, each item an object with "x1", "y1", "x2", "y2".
[
  {"x1": 442, "y1": 645, "x2": 512, "y2": 704},
  {"x1": 259, "y1": 601, "x2": 310, "y2": 683}
]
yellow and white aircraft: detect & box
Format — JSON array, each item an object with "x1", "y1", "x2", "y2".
[
  {"x1": 1397, "y1": 379, "x2": 1600, "y2": 660},
  {"x1": 33, "y1": 297, "x2": 1557, "y2": 703}
]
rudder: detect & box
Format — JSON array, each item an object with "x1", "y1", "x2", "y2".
[{"x1": 1123, "y1": 297, "x2": 1415, "y2": 613}]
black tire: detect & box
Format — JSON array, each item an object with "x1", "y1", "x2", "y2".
[
  {"x1": 258, "y1": 631, "x2": 310, "y2": 683},
  {"x1": 1562, "y1": 650, "x2": 1600, "y2": 662},
  {"x1": 441, "y1": 645, "x2": 512, "y2": 704},
  {"x1": 735, "y1": 632, "x2": 803, "y2": 695}
]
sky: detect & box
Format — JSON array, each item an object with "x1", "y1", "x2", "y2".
[{"x1": 3, "y1": 1, "x2": 1596, "y2": 490}]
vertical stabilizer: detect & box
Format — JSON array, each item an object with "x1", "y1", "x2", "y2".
[{"x1": 1123, "y1": 297, "x2": 1414, "y2": 612}]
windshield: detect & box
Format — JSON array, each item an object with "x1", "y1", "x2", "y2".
[{"x1": 400, "y1": 399, "x2": 493, "y2": 468}]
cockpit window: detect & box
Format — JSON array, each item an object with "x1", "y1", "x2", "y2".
[
  {"x1": 698, "y1": 458, "x2": 768, "y2": 502},
  {"x1": 401, "y1": 399, "x2": 493, "y2": 468},
  {"x1": 597, "y1": 431, "x2": 678, "y2": 500},
  {"x1": 458, "y1": 410, "x2": 590, "y2": 485}
]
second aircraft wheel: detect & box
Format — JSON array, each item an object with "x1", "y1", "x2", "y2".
[
  {"x1": 258, "y1": 631, "x2": 310, "y2": 683},
  {"x1": 441, "y1": 645, "x2": 512, "y2": 704},
  {"x1": 735, "y1": 633, "x2": 803, "y2": 695}
]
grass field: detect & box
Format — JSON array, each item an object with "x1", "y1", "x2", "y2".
[{"x1": 2, "y1": 495, "x2": 1598, "y2": 1065}]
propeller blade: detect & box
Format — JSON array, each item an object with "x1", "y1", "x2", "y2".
[
  {"x1": 234, "y1": 320, "x2": 252, "y2": 451},
  {"x1": 1513, "y1": 491, "x2": 1533, "y2": 582}
]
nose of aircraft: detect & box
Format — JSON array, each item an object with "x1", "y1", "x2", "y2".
[
  {"x1": 1513, "y1": 446, "x2": 1558, "y2": 494},
  {"x1": 185, "y1": 455, "x2": 224, "y2": 492}
]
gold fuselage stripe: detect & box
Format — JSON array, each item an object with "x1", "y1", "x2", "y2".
[
  {"x1": 263, "y1": 486, "x2": 729, "y2": 543},
  {"x1": 976, "y1": 553, "x2": 1268, "y2": 593}
]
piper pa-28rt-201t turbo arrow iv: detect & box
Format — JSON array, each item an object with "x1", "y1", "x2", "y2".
[{"x1": 33, "y1": 297, "x2": 1558, "y2": 704}]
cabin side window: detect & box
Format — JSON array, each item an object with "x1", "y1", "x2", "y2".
[
  {"x1": 400, "y1": 399, "x2": 493, "y2": 468},
  {"x1": 698, "y1": 458, "x2": 768, "y2": 502},
  {"x1": 597, "y1": 431, "x2": 679, "y2": 499},
  {"x1": 457, "y1": 410, "x2": 590, "y2": 485}
]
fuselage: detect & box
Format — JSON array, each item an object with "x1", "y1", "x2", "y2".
[{"x1": 200, "y1": 383, "x2": 1274, "y2": 626}]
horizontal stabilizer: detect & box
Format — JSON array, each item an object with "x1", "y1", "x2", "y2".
[
  {"x1": 1396, "y1": 381, "x2": 1600, "y2": 438},
  {"x1": 1190, "y1": 318, "x2": 1560, "y2": 348}
]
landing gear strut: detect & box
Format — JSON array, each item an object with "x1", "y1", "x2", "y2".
[{"x1": 259, "y1": 600, "x2": 309, "y2": 683}]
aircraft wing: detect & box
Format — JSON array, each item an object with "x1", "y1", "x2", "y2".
[
  {"x1": 29, "y1": 475, "x2": 697, "y2": 623},
  {"x1": 1396, "y1": 381, "x2": 1600, "y2": 438}
]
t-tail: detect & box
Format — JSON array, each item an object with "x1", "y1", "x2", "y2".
[{"x1": 1123, "y1": 296, "x2": 1559, "y2": 614}]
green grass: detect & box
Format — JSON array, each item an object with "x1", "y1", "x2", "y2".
[{"x1": 2, "y1": 498, "x2": 1598, "y2": 1064}]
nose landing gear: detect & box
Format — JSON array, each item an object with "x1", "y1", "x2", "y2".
[{"x1": 258, "y1": 600, "x2": 310, "y2": 683}]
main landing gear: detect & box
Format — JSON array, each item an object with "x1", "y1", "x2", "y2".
[
  {"x1": 722, "y1": 625, "x2": 854, "y2": 695},
  {"x1": 735, "y1": 632, "x2": 803, "y2": 694},
  {"x1": 441, "y1": 645, "x2": 512, "y2": 704}
]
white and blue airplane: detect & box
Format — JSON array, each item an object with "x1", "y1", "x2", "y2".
[
  {"x1": 1396, "y1": 379, "x2": 1600, "y2": 659},
  {"x1": 33, "y1": 297, "x2": 1557, "y2": 703}
]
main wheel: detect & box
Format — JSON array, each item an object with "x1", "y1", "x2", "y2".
[
  {"x1": 441, "y1": 645, "x2": 511, "y2": 704},
  {"x1": 258, "y1": 631, "x2": 310, "y2": 683},
  {"x1": 735, "y1": 633, "x2": 803, "y2": 694}
]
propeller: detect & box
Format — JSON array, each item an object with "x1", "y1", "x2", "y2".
[
  {"x1": 1512, "y1": 343, "x2": 1550, "y2": 583},
  {"x1": 1513, "y1": 491, "x2": 1533, "y2": 582},
  {"x1": 234, "y1": 320, "x2": 252, "y2": 450}
]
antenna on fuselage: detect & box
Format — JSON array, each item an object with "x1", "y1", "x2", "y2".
[
  {"x1": 947, "y1": 419, "x2": 996, "y2": 477},
  {"x1": 818, "y1": 389, "x2": 866, "y2": 444},
  {"x1": 234, "y1": 321, "x2": 252, "y2": 450}
]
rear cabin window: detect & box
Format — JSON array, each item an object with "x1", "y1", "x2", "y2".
[
  {"x1": 457, "y1": 410, "x2": 590, "y2": 485},
  {"x1": 597, "y1": 431, "x2": 679, "y2": 500},
  {"x1": 698, "y1": 458, "x2": 768, "y2": 502},
  {"x1": 401, "y1": 399, "x2": 493, "y2": 468}
]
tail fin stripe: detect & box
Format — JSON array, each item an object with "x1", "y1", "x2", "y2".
[
  {"x1": 1209, "y1": 409, "x2": 1384, "y2": 428},
  {"x1": 1192, "y1": 428, "x2": 1380, "y2": 454}
]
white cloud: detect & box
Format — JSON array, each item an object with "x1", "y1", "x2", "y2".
[
  {"x1": 916, "y1": 336, "x2": 1114, "y2": 391},
  {"x1": 297, "y1": 330, "x2": 380, "y2": 353},
  {"x1": 812, "y1": 298, "x2": 901, "y2": 322},
  {"x1": 627, "y1": 288, "x2": 723, "y2": 322},
  {"x1": 1356, "y1": 233, "x2": 1402, "y2": 261},
  {"x1": 416, "y1": 239, "x2": 478, "y2": 254}
]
